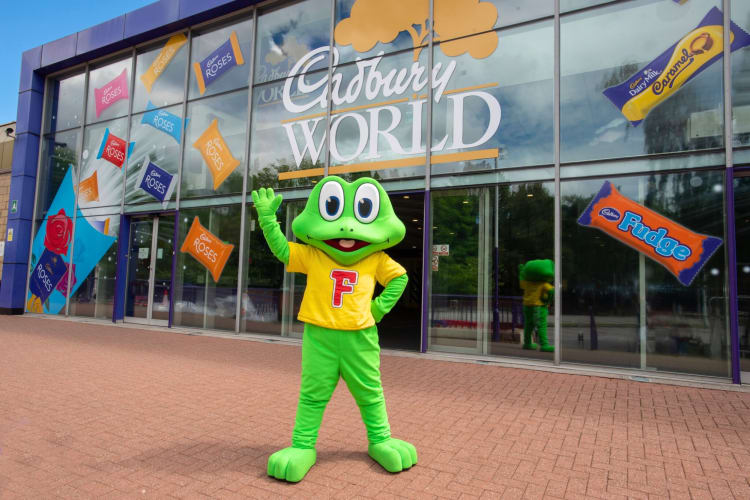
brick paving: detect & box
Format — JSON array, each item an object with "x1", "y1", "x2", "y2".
[{"x1": 1, "y1": 317, "x2": 750, "y2": 499}]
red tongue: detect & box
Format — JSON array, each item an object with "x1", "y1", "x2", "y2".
[{"x1": 324, "y1": 239, "x2": 370, "y2": 252}]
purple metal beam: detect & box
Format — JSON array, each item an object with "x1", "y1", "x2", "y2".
[
  {"x1": 726, "y1": 167, "x2": 741, "y2": 384},
  {"x1": 169, "y1": 210, "x2": 179, "y2": 328},
  {"x1": 420, "y1": 191, "x2": 431, "y2": 353}
]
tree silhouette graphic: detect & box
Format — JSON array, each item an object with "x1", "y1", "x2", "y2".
[{"x1": 334, "y1": 0, "x2": 498, "y2": 61}]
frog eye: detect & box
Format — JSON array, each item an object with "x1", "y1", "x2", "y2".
[
  {"x1": 354, "y1": 183, "x2": 380, "y2": 224},
  {"x1": 318, "y1": 181, "x2": 344, "y2": 221}
]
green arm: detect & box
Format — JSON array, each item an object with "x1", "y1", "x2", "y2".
[
  {"x1": 371, "y1": 274, "x2": 408, "y2": 322},
  {"x1": 251, "y1": 188, "x2": 289, "y2": 265}
]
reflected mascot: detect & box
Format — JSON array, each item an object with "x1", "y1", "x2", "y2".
[
  {"x1": 252, "y1": 176, "x2": 416, "y2": 482},
  {"x1": 519, "y1": 259, "x2": 555, "y2": 352}
]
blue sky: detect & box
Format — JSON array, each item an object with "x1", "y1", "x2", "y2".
[{"x1": 0, "y1": 0, "x2": 154, "y2": 125}]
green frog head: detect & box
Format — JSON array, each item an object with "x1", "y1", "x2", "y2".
[
  {"x1": 292, "y1": 176, "x2": 405, "y2": 266},
  {"x1": 519, "y1": 259, "x2": 554, "y2": 283}
]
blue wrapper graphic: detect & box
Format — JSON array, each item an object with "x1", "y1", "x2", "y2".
[
  {"x1": 29, "y1": 249, "x2": 67, "y2": 304},
  {"x1": 140, "y1": 102, "x2": 189, "y2": 144},
  {"x1": 603, "y1": 7, "x2": 750, "y2": 126},
  {"x1": 138, "y1": 161, "x2": 175, "y2": 203},
  {"x1": 193, "y1": 30, "x2": 244, "y2": 95}
]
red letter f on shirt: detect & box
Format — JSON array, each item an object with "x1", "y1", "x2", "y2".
[{"x1": 330, "y1": 270, "x2": 358, "y2": 308}]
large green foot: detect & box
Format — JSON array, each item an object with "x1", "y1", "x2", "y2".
[
  {"x1": 267, "y1": 447, "x2": 316, "y2": 482},
  {"x1": 522, "y1": 342, "x2": 538, "y2": 350},
  {"x1": 540, "y1": 344, "x2": 554, "y2": 352},
  {"x1": 368, "y1": 438, "x2": 418, "y2": 473}
]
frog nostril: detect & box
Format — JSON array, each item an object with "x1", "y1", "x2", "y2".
[
  {"x1": 340, "y1": 227, "x2": 344, "y2": 231},
  {"x1": 349, "y1": 228, "x2": 354, "y2": 232}
]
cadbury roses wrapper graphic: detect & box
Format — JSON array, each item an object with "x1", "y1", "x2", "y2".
[
  {"x1": 180, "y1": 217, "x2": 234, "y2": 282},
  {"x1": 44, "y1": 208, "x2": 73, "y2": 255}
]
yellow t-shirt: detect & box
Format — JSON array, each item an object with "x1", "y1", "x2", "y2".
[
  {"x1": 520, "y1": 280, "x2": 553, "y2": 307},
  {"x1": 287, "y1": 242, "x2": 406, "y2": 330}
]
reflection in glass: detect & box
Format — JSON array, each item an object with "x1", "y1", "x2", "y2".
[
  {"x1": 249, "y1": 77, "x2": 324, "y2": 190},
  {"x1": 189, "y1": 16, "x2": 253, "y2": 99},
  {"x1": 734, "y1": 174, "x2": 750, "y2": 376},
  {"x1": 242, "y1": 201, "x2": 304, "y2": 336},
  {"x1": 561, "y1": 0, "x2": 724, "y2": 163},
  {"x1": 174, "y1": 205, "x2": 241, "y2": 332},
  {"x1": 255, "y1": 0, "x2": 331, "y2": 84},
  {"x1": 86, "y1": 58, "x2": 133, "y2": 124},
  {"x1": 561, "y1": 171, "x2": 728, "y2": 377},
  {"x1": 45, "y1": 72, "x2": 85, "y2": 133},
  {"x1": 133, "y1": 33, "x2": 189, "y2": 113},
  {"x1": 429, "y1": 181, "x2": 554, "y2": 360},
  {"x1": 126, "y1": 104, "x2": 184, "y2": 205},
  {"x1": 70, "y1": 214, "x2": 119, "y2": 319},
  {"x1": 37, "y1": 130, "x2": 80, "y2": 218},
  {"x1": 432, "y1": 21, "x2": 553, "y2": 177},
  {"x1": 329, "y1": 51, "x2": 428, "y2": 184},
  {"x1": 80, "y1": 117, "x2": 130, "y2": 209},
  {"x1": 182, "y1": 90, "x2": 248, "y2": 198},
  {"x1": 732, "y1": 0, "x2": 750, "y2": 148}
]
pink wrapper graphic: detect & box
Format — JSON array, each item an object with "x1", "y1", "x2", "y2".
[{"x1": 94, "y1": 69, "x2": 129, "y2": 118}]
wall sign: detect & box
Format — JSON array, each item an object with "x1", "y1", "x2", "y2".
[{"x1": 276, "y1": 0, "x2": 503, "y2": 180}]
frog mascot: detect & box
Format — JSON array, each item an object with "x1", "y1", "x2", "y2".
[
  {"x1": 519, "y1": 259, "x2": 555, "y2": 352},
  {"x1": 252, "y1": 176, "x2": 417, "y2": 482}
]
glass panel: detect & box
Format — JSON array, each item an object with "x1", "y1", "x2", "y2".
[
  {"x1": 188, "y1": 16, "x2": 253, "y2": 100},
  {"x1": 152, "y1": 215, "x2": 175, "y2": 322},
  {"x1": 133, "y1": 33, "x2": 189, "y2": 113},
  {"x1": 125, "y1": 218, "x2": 154, "y2": 319},
  {"x1": 328, "y1": 50, "x2": 427, "y2": 183},
  {"x1": 334, "y1": 0, "x2": 423, "y2": 64},
  {"x1": 69, "y1": 212, "x2": 119, "y2": 319},
  {"x1": 80, "y1": 117, "x2": 130, "y2": 209},
  {"x1": 249, "y1": 77, "x2": 325, "y2": 190},
  {"x1": 125, "y1": 104, "x2": 184, "y2": 205},
  {"x1": 735, "y1": 174, "x2": 750, "y2": 376},
  {"x1": 561, "y1": 0, "x2": 616, "y2": 13},
  {"x1": 255, "y1": 0, "x2": 331, "y2": 84},
  {"x1": 36, "y1": 130, "x2": 80, "y2": 218},
  {"x1": 432, "y1": 21, "x2": 553, "y2": 178},
  {"x1": 561, "y1": 0, "x2": 724, "y2": 164},
  {"x1": 429, "y1": 188, "x2": 483, "y2": 352},
  {"x1": 243, "y1": 201, "x2": 290, "y2": 336},
  {"x1": 44, "y1": 72, "x2": 85, "y2": 133},
  {"x1": 561, "y1": 171, "x2": 728, "y2": 377},
  {"x1": 86, "y1": 58, "x2": 133, "y2": 124},
  {"x1": 732, "y1": 0, "x2": 750, "y2": 148},
  {"x1": 490, "y1": 0, "x2": 553, "y2": 27},
  {"x1": 174, "y1": 205, "x2": 241, "y2": 331},
  {"x1": 333, "y1": 1, "x2": 543, "y2": 66},
  {"x1": 181, "y1": 90, "x2": 248, "y2": 198},
  {"x1": 489, "y1": 182, "x2": 554, "y2": 359}
]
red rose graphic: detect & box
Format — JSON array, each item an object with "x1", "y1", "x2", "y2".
[{"x1": 44, "y1": 208, "x2": 73, "y2": 255}]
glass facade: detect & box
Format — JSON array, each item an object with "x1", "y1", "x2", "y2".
[{"x1": 20, "y1": 0, "x2": 750, "y2": 381}]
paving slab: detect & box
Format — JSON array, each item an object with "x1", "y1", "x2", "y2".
[{"x1": 1, "y1": 316, "x2": 749, "y2": 498}]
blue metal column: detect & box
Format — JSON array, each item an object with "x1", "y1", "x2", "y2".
[{"x1": 0, "y1": 48, "x2": 44, "y2": 314}]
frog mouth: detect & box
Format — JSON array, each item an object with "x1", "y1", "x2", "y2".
[{"x1": 324, "y1": 239, "x2": 371, "y2": 252}]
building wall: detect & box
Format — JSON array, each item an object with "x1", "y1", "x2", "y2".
[
  {"x1": 4, "y1": 0, "x2": 750, "y2": 381},
  {"x1": 0, "y1": 122, "x2": 15, "y2": 278}
]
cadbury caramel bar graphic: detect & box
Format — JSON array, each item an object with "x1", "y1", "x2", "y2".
[{"x1": 603, "y1": 7, "x2": 750, "y2": 126}]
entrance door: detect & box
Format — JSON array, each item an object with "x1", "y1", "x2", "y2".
[
  {"x1": 125, "y1": 215, "x2": 174, "y2": 325},
  {"x1": 377, "y1": 192, "x2": 424, "y2": 351}
]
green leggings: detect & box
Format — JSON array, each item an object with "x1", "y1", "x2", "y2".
[{"x1": 292, "y1": 323, "x2": 391, "y2": 449}]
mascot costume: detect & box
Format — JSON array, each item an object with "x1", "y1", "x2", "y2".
[
  {"x1": 252, "y1": 176, "x2": 417, "y2": 482},
  {"x1": 519, "y1": 259, "x2": 554, "y2": 352}
]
